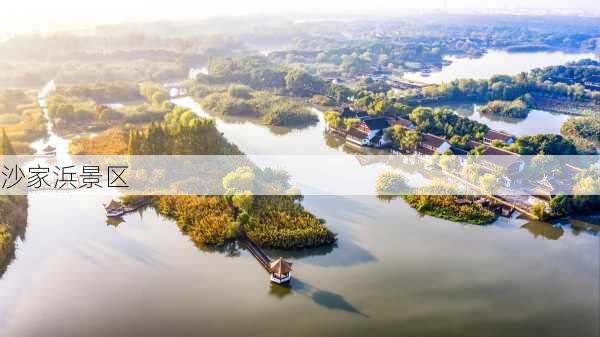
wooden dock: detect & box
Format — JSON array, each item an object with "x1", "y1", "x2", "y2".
[{"x1": 241, "y1": 237, "x2": 272, "y2": 272}]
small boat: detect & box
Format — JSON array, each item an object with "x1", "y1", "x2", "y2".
[
  {"x1": 106, "y1": 209, "x2": 125, "y2": 218},
  {"x1": 104, "y1": 199, "x2": 150, "y2": 218},
  {"x1": 104, "y1": 199, "x2": 124, "y2": 218}
]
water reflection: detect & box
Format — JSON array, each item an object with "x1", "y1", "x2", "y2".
[
  {"x1": 431, "y1": 102, "x2": 571, "y2": 136},
  {"x1": 192, "y1": 240, "x2": 242, "y2": 258},
  {"x1": 566, "y1": 217, "x2": 600, "y2": 237},
  {"x1": 266, "y1": 239, "x2": 377, "y2": 268},
  {"x1": 206, "y1": 110, "x2": 318, "y2": 136},
  {"x1": 521, "y1": 221, "x2": 564, "y2": 240},
  {"x1": 402, "y1": 50, "x2": 594, "y2": 84},
  {"x1": 270, "y1": 279, "x2": 370, "y2": 318}
]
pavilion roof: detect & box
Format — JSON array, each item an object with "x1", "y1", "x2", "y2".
[
  {"x1": 270, "y1": 257, "x2": 292, "y2": 274},
  {"x1": 104, "y1": 199, "x2": 122, "y2": 210}
]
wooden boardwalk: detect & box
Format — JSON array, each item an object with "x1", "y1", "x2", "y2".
[
  {"x1": 241, "y1": 237, "x2": 272, "y2": 273},
  {"x1": 440, "y1": 170, "x2": 539, "y2": 220}
]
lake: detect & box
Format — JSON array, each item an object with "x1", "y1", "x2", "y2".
[
  {"x1": 402, "y1": 50, "x2": 595, "y2": 84},
  {"x1": 429, "y1": 102, "x2": 573, "y2": 136},
  {"x1": 0, "y1": 80, "x2": 598, "y2": 336},
  {"x1": 1, "y1": 192, "x2": 598, "y2": 337}
]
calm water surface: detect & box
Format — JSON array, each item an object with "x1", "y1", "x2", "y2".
[
  {"x1": 430, "y1": 102, "x2": 572, "y2": 136},
  {"x1": 0, "y1": 92, "x2": 598, "y2": 336},
  {"x1": 403, "y1": 50, "x2": 595, "y2": 84},
  {"x1": 0, "y1": 192, "x2": 597, "y2": 337}
]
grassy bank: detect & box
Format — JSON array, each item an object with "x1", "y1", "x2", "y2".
[{"x1": 404, "y1": 194, "x2": 498, "y2": 225}]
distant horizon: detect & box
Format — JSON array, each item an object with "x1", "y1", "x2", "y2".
[{"x1": 1, "y1": 0, "x2": 600, "y2": 35}]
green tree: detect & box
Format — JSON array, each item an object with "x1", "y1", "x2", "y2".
[
  {"x1": 375, "y1": 171, "x2": 408, "y2": 196},
  {"x1": 531, "y1": 202, "x2": 548, "y2": 221},
  {"x1": 479, "y1": 173, "x2": 497, "y2": 194},
  {"x1": 549, "y1": 194, "x2": 573, "y2": 216},
  {"x1": 228, "y1": 84, "x2": 252, "y2": 99},
  {"x1": 324, "y1": 110, "x2": 341, "y2": 129},
  {"x1": 284, "y1": 69, "x2": 325, "y2": 96},
  {"x1": 222, "y1": 166, "x2": 255, "y2": 194}
]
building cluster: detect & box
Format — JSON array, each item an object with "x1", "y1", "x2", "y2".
[{"x1": 328, "y1": 106, "x2": 579, "y2": 211}]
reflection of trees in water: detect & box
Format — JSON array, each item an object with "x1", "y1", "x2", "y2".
[
  {"x1": 521, "y1": 216, "x2": 600, "y2": 240},
  {"x1": 428, "y1": 102, "x2": 477, "y2": 118},
  {"x1": 569, "y1": 217, "x2": 600, "y2": 236},
  {"x1": 217, "y1": 114, "x2": 317, "y2": 136},
  {"x1": 323, "y1": 133, "x2": 345, "y2": 150},
  {"x1": 0, "y1": 196, "x2": 28, "y2": 278},
  {"x1": 521, "y1": 221, "x2": 564, "y2": 240},
  {"x1": 430, "y1": 101, "x2": 529, "y2": 124},
  {"x1": 264, "y1": 237, "x2": 376, "y2": 268},
  {"x1": 192, "y1": 241, "x2": 242, "y2": 258},
  {"x1": 269, "y1": 279, "x2": 369, "y2": 318}
]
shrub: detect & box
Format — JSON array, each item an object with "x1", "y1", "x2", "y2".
[
  {"x1": 227, "y1": 84, "x2": 252, "y2": 99},
  {"x1": 156, "y1": 195, "x2": 238, "y2": 246},
  {"x1": 531, "y1": 202, "x2": 548, "y2": 221},
  {"x1": 244, "y1": 196, "x2": 336, "y2": 249},
  {"x1": 309, "y1": 95, "x2": 335, "y2": 106},
  {"x1": 376, "y1": 171, "x2": 408, "y2": 196},
  {"x1": 0, "y1": 224, "x2": 11, "y2": 252}
]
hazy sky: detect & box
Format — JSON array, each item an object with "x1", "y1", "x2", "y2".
[{"x1": 1, "y1": 0, "x2": 599, "y2": 33}]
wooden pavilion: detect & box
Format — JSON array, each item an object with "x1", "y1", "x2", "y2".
[{"x1": 270, "y1": 258, "x2": 292, "y2": 284}]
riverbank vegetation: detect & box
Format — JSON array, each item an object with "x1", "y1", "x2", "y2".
[
  {"x1": 375, "y1": 171, "x2": 409, "y2": 200},
  {"x1": 394, "y1": 60, "x2": 599, "y2": 109},
  {"x1": 560, "y1": 116, "x2": 600, "y2": 154},
  {"x1": 478, "y1": 94, "x2": 534, "y2": 118},
  {"x1": 74, "y1": 102, "x2": 334, "y2": 249},
  {"x1": 156, "y1": 195, "x2": 238, "y2": 245},
  {"x1": 69, "y1": 127, "x2": 129, "y2": 155},
  {"x1": 0, "y1": 224, "x2": 10, "y2": 253},
  {"x1": 200, "y1": 84, "x2": 318, "y2": 127},
  {"x1": 409, "y1": 107, "x2": 489, "y2": 141},
  {"x1": 0, "y1": 195, "x2": 28, "y2": 274},
  {"x1": 243, "y1": 195, "x2": 335, "y2": 249},
  {"x1": 0, "y1": 89, "x2": 46, "y2": 153},
  {"x1": 199, "y1": 55, "x2": 327, "y2": 97},
  {"x1": 48, "y1": 81, "x2": 171, "y2": 136},
  {"x1": 404, "y1": 183, "x2": 497, "y2": 225},
  {"x1": 503, "y1": 134, "x2": 578, "y2": 155},
  {"x1": 549, "y1": 169, "x2": 600, "y2": 217}
]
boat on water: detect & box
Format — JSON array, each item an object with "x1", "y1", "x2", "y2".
[
  {"x1": 104, "y1": 199, "x2": 150, "y2": 218},
  {"x1": 106, "y1": 208, "x2": 125, "y2": 218},
  {"x1": 104, "y1": 199, "x2": 125, "y2": 218}
]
